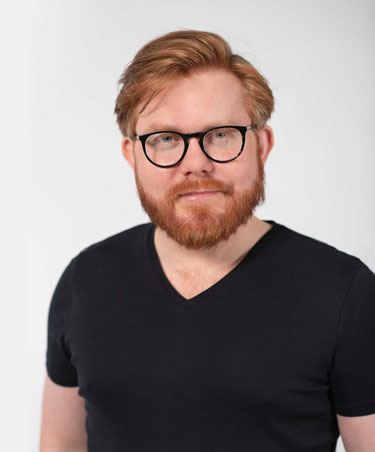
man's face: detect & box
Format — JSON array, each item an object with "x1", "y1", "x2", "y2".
[{"x1": 122, "y1": 68, "x2": 273, "y2": 250}]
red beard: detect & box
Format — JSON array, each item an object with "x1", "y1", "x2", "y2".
[{"x1": 134, "y1": 144, "x2": 266, "y2": 250}]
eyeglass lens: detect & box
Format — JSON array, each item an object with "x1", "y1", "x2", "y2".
[{"x1": 145, "y1": 127, "x2": 243, "y2": 166}]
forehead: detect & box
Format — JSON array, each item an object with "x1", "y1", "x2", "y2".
[{"x1": 136, "y1": 68, "x2": 250, "y2": 134}]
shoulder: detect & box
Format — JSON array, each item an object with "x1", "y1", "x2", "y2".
[
  {"x1": 274, "y1": 222, "x2": 368, "y2": 284},
  {"x1": 71, "y1": 222, "x2": 153, "y2": 273},
  {"x1": 79, "y1": 222, "x2": 151, "y2": 254}
]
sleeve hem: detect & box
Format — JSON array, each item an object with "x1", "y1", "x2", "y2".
[
  {"x1": 47, "y1": 366, "x2": 79, "y2": 387},
  {"x1": 335, "y1": 399, "x2": 375, "y2": 417}
]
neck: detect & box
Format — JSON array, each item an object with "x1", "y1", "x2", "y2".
[{"x1": 153, "y1": 215, "x2": 272, "y2": 273}]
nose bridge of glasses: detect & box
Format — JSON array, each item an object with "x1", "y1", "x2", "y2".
[{"x1": 184, "y1": 131, "x2": 205, "y2": 152}]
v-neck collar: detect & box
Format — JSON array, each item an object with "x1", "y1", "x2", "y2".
[{"x1": 145, "y1": 219, "x2": 282, "y2": 310}]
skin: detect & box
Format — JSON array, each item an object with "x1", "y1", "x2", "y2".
[{"x1": 121, "y1": 67, "x2": 274, "y2": 279}]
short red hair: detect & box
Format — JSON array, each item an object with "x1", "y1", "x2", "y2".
[{"x1": 114, "y1": 29, "x2": 274, "y2": 138}]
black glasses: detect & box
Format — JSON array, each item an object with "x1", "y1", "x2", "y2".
[{"x1": 135, "y1": 124, "x2": 255, "y2": 168}]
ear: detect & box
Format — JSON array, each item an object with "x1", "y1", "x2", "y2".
[
  {"x1": 257, "y1": 125, "x2": 274, "y2": 165},
  {"x1": 121, "y1": 136, "x2": 135, "y2": 171}
]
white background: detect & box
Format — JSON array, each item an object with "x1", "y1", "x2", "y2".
[{"x1": 25, "y1": 0, "x2": 375, "y2": 450}]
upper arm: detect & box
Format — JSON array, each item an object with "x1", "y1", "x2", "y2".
[
  {"x1": 40, "y1": 372, "x2": 87, "y2": 451},
  {"x1": 329, "y1": 263, "x2": 375, "y2": 417},
  {"x1": 42, "y1": 256, "x2": 86, "y2": 450},
  {"x1": 329, "y1": 262, "x2": 375, "y2": 450},
  {"x1": 337, "y1": 413, "x2": 375, "y2": 452}
]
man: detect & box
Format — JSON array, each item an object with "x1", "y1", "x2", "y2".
[{"x1": 40, "y1": 30, "x2": 375, "y2": 451}]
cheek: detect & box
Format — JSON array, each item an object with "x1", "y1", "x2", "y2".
[
  {"x1": 236, "y1": 165, "x2": 258, "y2": 191},
  {"x1": 135, "y1": 157, "x2": 153, "y2": 181},
  {"x1": 140, "y1": 166, "x2": 171, "y2": 195}
]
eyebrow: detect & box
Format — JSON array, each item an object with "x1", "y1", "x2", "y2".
[{"x1": 139, "y1": 120, "x2": 239, "y2": 135}]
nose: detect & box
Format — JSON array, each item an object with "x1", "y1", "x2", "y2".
[{"x1": 177, "y1": 136, "x2": 214, "y2": 175}]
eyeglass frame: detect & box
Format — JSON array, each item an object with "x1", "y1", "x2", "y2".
[{"x1": 134, "y1": 124, "x2": 256, "y2": 168}]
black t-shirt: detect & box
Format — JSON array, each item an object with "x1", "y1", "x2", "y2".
[{"x1": 46, "y1": 219, "x2": 375, "y2": 451}]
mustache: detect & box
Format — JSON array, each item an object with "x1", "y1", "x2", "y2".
[{"x1": 166, "y1": 178, "x2": 234, "y2": 200}]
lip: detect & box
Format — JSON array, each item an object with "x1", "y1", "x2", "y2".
[{"x1": 179, "y1": 190, "x2": 220, "y2": 199}]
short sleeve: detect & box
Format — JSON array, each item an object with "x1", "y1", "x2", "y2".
[
  {"x1": 329, "y1": 262, "x2": 375, "y2": 416},
  {"x1": 45, "y1": 256, "x2": 79, "y2": 387}
]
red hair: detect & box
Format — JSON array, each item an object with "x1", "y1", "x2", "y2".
[{"x1": 114, "y1": 30, "x2": 274, "y2": 138}]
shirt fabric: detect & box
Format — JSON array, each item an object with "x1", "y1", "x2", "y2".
[{"x1": 46, "y1": 219, "x2": 375, "y2": 451}]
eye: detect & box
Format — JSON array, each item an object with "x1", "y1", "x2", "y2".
[
  {"x1": 155, "y1": 133, "x2": 181, "y2": 144},
  {"x1": 206, "y1": 128, "x2": 233, "y2": 142},
  {"x1": 146, "y1": 132, "x2": 182, "y2": 151},
  {"x1": 160, "y1": 135, "x2": 174, "y2": 142}
]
